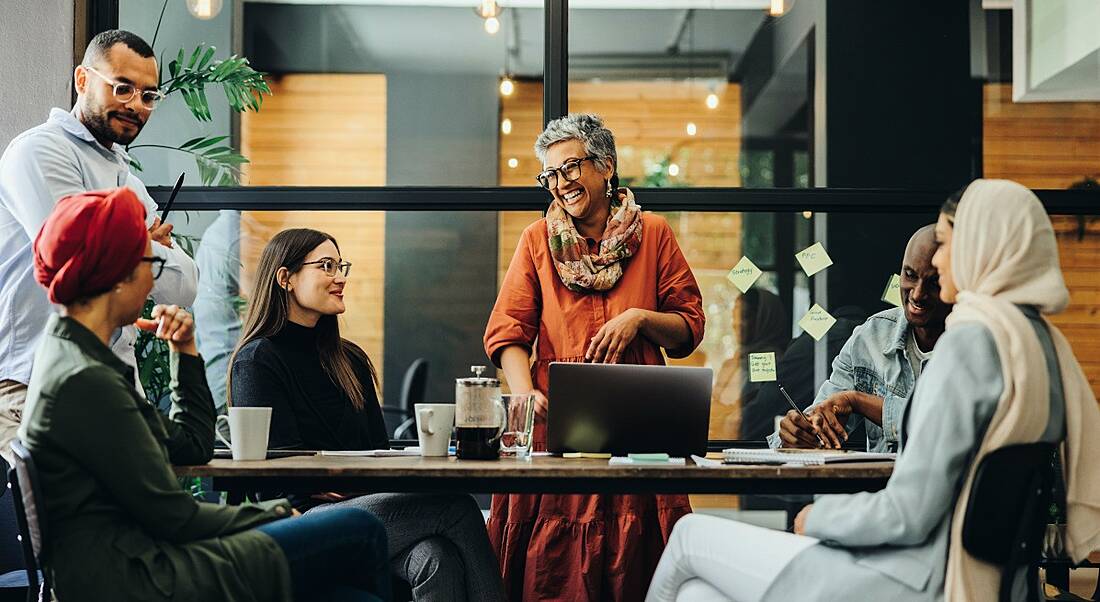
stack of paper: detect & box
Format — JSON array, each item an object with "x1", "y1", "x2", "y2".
[{"x1": 721, "y1": 448, "x2": 896, "y2": 466}]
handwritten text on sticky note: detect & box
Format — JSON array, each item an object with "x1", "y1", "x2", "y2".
[
  {"x1": 726, "y1": 256, "x2": 762, "y2": 293},
  {"x1": 798, "y1": 304, "x2": 837, "y2": 341},
  {"x1": 881, "y1": 274, "x2": 902, "y2": 307},
  {"x1": 748, "y1": 352, "x2": 777, "y2": 382},
  {"x1": 795, "y1": 242, "x2": 833, "y2": 277}
]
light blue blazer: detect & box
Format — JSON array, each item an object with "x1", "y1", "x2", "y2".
[{"x1": 762, "y1": 307, "x2": 1065, "y2": 602}]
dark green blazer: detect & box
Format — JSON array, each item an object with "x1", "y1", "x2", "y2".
[{"x1": 20, "y1": 315, "x2": 293, "y2": 601}]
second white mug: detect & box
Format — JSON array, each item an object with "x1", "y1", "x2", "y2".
[{"x1": 415, "y1": 403, "x2": 455, "y2": 457}]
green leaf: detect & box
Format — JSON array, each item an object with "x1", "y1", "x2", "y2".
[
  {"x1": 190, "y1": 136, "x2": 228, "y2": 151},
  {"x1": 129, "y1": 156, "x2": 144, "y2": 172},
  {"x1": 197, "y1": 46, "x2": 216, "y2": 71},
  {"x1": 187, "y1": 45, "x2": 203, "y2": 69},
  {"x1": 178, "y1": 136, "x2": 206, "y2": 150}
]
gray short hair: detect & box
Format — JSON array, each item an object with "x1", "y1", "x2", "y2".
[{"x1": 534, "y1": 113, "x2": 617, "y2": 175}]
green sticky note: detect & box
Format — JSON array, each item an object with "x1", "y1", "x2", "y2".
[
  {"x1": 628, "y1": 453, "x2": 670, "y2": 462},
  {"x1": 795, "y1": 242, "x2": 833, "y2": 277},
  {"x1": 881, "y1": 274, "x2": 903, "y2": 307},
  {"x1": 748, "y1": 352, "x2": 777, "y2": 382},
  {"x1": 726, "y1": 256, "x2": 762, "y2": 293},
  {"x1": 799, "y1": 304, "x2": 837, "y2": 341}
]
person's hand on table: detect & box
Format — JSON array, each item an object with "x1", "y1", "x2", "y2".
[
  {"x1": 135, "y1": 304, "x2": 197, "y2": 356},
  {"x1": 808, "y1": 393, "x2": 856, "y2": 449},
  {"x1": 779, "y1": 410, "x2": 823, "y2": 448},
  {"x1": 291, "y1": 508, "x2": 301, "y2": 517},
  {"x1": 149, "y1": 217, "x2": 174, "y2": 248},
  {"x1": 586, "y1": 308, "x2": 644, "y2": 364},
  {"x1": 793, "y1": 504, "x2": 813, "y2": 535}
]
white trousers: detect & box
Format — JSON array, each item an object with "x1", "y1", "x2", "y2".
[{"x1": 645, "y1": 513, "x2": 820, "y2": 602}]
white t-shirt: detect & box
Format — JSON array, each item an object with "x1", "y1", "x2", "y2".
[{"x1": 906, "y1": 331, "x2": 934, "y2": 379}]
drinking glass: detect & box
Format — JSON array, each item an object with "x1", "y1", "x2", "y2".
[{"x1": 499, "y1": 393, "x2": 535, "y2": 459}]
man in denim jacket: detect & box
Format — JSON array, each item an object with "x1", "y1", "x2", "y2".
[{"x1": 769, "y1": 225, "x2": 950, "y2": 452}]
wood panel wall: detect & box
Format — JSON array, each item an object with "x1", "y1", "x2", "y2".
[
  {"x1": 983, "y1": 83, "x2": 1100, "y2": 397},
  {"x1": 240, "y1": 74, "x2": 388, "y2": 391}
]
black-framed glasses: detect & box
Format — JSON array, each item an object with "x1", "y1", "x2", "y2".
[
  {"x1": 84, "y1": 65, "x2": 165, "y2": 110},
  {"x1": 302, "y1": 258, "x2": 352, "y2": 278},
  {"x1": 535, "y1": 156, "x2": 598, "y2": 190},
  {"x1": 140, "y1": 256, "x2": 166, "y2": 280}
]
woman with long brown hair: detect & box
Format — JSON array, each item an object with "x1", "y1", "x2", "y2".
[{"x1": 230, "y1": 228, "x2": 504, "y2": 602}]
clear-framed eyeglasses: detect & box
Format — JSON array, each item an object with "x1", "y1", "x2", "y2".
[
  {"x1": 301, "y1": 258, "x2": 352, "y2": 278},
  {"x1": 535, "y1": 156, "x2": 598, "y2": 190},
  {"x1": 83, "y1": 65, "x2": 165, "y2": 110}
]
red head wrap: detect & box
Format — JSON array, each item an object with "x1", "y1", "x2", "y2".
[{"x1": 33, "y1": 188, "x2": 148, "y2": 305}]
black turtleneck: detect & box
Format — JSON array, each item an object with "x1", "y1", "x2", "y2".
[{"x1": 230, "y1": 321, "x2": 389, "y2": 451}]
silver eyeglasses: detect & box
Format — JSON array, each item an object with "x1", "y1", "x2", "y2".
[
  {"x1": 301, "y1": 258, "x2": 352, "y2": 278},
  {"x1": 84, "y1": 65, "x2": 165, "y2": 110}
]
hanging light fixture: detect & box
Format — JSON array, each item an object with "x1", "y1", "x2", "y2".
[
  {"x1": 668, "y1": 163, "x2": 681, "y2": 177},
  {"x1": 499, "y1": 76, "x2": 515, "y2": 97},
  {"x1": 476, "y1": 1, "x2": 503, "y2": 34},
  {"x1": 501, "y1": 118, "x2": 513, "y2": 135},
  {"x1": 507, "y1": 157, "x2": 519, "y2": 169},
  {"x1": 686, "y1": 122, "x2": 697, "y2": 136},
  {"x1": 186, "y1": 0, "x2": 223, "y2": 20},
  {"x1": 769, "y1": 0, "x2": 785, "y2": 17},
  {"x1": 705, "y1": 91, "x2": 720, "y2": 110}
]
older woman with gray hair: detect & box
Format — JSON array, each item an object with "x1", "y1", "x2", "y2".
[{"x1": 484, "y1": 113, "x2": 706, "y2": 600}]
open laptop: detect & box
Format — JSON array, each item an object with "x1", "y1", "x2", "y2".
[{"x1": 547, "y1": 362, "x2": 713, "y2": 457}]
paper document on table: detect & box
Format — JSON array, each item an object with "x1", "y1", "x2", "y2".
[
  {"x1": 320, "y1": 448, "x2": 422, "y2": 457},
  {"x1": 609, "y1": 456, "x2": 686, "y2": 465},
  {"x1": 722, "y1": 448, "x2": 896, "y2": 465},
  {"x1": 691, "y1": 455, "x2": 724, "y2": 468}
]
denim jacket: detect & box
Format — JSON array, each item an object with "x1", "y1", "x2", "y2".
[{"x1": 769, "y1": 307, "x2": 918, "y2": 452}]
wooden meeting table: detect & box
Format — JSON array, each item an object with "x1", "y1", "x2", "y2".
[{"x1": 175, "y1": 454, "x2": 893, "y2": 496}]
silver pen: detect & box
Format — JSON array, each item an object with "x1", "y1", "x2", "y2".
[{"x1": 779, "y1": 385, "x2": 828, "y2": 448}]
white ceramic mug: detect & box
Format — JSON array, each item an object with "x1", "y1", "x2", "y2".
[
  {"x1": 415, "y1": 403, "x2": 455, "y2": 457},
  {"x1": 215, "y1": 407, "x2": 272, "y2": 461}
]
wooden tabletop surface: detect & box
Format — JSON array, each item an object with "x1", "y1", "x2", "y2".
[{"x1": 175, "y1": 454, "x2": 894, "y2": 495}]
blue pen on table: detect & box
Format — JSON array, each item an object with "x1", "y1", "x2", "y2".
[{"x1": 778, "y1": 385, "x2": 829, "y2": 448}]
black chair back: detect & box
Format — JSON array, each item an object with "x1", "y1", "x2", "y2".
[
  {"x1": 961, "y1": 442, "x2": 1055, "y2": 602},
  {"x1": 399, "y1": 358, "x2": 429, "y2": 413},
  {"x1": 9, "y1": 442, "x2": 50, "y2": 602}
]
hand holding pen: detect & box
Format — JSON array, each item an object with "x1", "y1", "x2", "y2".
[{"x1": 777, "y1": 385, "x2": 830, "y2": 448}]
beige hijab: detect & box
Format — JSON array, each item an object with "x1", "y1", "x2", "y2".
[{"x1": 945, "y1": 179, "x2": 1100, "y2": 600}]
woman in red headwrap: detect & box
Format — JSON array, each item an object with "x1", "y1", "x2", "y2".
[{"x1": 20, "y1": 187, "x2": 390, "y2": 602}]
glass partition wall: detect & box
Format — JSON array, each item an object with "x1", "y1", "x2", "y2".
[{"x1": 106, "y1": 0, "x2": 1100, "y2": 455}]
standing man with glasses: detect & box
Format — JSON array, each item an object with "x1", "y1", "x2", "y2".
[{"x1": 0, "y1": 30, "x2": 198, "y2": 465}]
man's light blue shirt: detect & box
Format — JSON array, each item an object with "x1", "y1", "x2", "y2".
[
  {"x1": 768, "y1": 307, "x2": 925, "y2": 452},
  {"x1": 0, "y1": 108, "x2": 198, "y2": 390}
]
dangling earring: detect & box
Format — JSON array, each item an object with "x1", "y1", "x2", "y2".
[{"x1": 606, "y1": 179, "x2": 613, "y2": 199}]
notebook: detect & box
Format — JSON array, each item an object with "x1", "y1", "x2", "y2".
[{"x1": 721, "y1": 447, "x2": 896, "y2": 466}]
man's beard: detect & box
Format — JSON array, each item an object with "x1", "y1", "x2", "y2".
[{"x1": 83, "y1": 106, "x2": 143, "y2": 146}]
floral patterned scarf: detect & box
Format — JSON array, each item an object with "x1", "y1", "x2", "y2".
[{"x1": 546, "y1": 187, "x2": 643, "y2": 292}]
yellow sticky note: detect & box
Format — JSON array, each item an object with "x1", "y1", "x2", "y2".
[
  {"x1": 798, "y1": 304, "x2": 837, "y2": 341},
  {"x1": 563, "y1": 452, "x2": 611, "y2": 459},
  {"x1": 748, "y1": 352, "x2": 777, "y2": 382},
  {"x1": 881, "y1": 274, "x2": 903, "y2": 307},
  {"x1": 795, "y1": 242, "x2": 833, "y2": 277},
  {"x1": 726, "y1": 256, "x2": 762, "y2": 293}
]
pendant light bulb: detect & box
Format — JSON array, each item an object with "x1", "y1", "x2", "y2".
[
  {"x1": 686, "y1": 122, "x2": 697, "y2": 136},
  {"x1": 705, "y1": 93, "x2": 719, "y2": 110},
  {"x1": 484, "y1": 16, "x2": 500, "y2": 35},
  {"x1": 186, "y1": 0, "x2": 223, "y2": 20},
  {"x1": 499, "y1": 77, "x2": 515, "y2": 97}
]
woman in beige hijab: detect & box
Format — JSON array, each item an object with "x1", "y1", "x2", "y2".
[{"x1": 646, "y1": 179, "x2": 1100, "y2": 602}]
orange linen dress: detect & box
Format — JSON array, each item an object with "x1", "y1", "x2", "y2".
[{"x1": 484, "y1": 212, "x2": 705, "y2": 602}]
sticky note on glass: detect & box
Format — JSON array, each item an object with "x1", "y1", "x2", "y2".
[
  {"x1": 726, "y1": 256, "x2": 762, "y2": 293},
  {"x1": 881, "y1": 274, "x2": 903, "y2": 307},
  {"x1": 748, "y1": 352, "x2": 777, "y2": 382},
  {"x1": 795, "y1": 242, "x2": 833, "y2": 277},
  {"x1": 798, "y1": 304, "x2": 837, "y2": 341}
]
